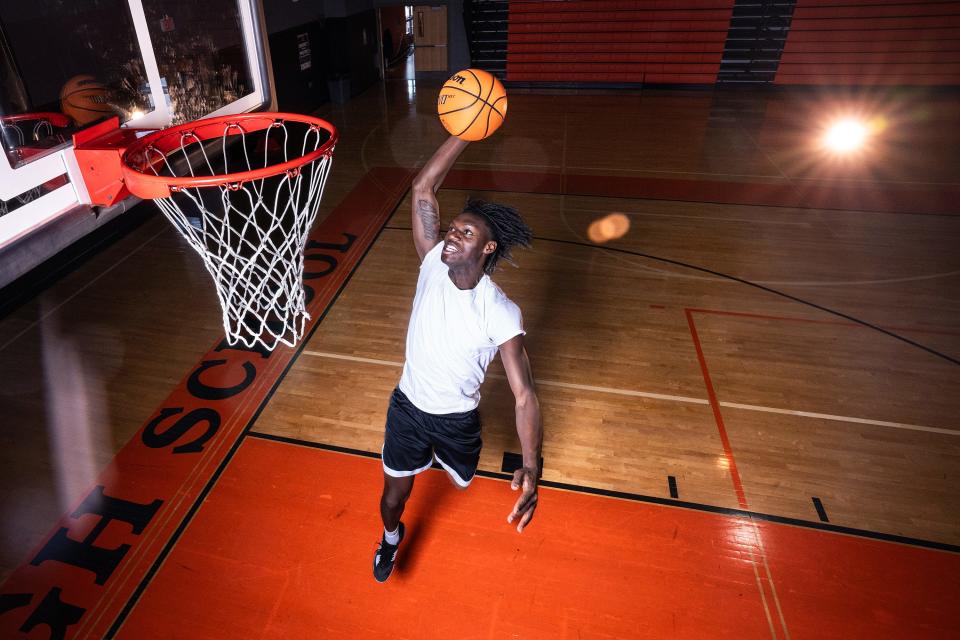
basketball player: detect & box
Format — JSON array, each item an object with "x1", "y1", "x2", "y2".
[{"x1": 374, "y1": 136, "x2": 542, "y2": 582}]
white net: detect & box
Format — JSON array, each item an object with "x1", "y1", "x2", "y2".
[{"x1": 134, "y1": 119, "x2": 334, "y2": 351}]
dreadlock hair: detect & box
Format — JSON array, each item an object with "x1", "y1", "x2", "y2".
[{"x1": 462, "y1": 198, "x2": 533, "y2": 275}]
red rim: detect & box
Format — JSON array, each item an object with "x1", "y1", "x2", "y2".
[{"x1": 120, "y1": 112, "x2": 338, "y2": 200}]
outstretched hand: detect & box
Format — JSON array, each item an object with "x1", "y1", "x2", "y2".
[{"x1": 507, "y1": 467, "x2": 538, "y2": 532}]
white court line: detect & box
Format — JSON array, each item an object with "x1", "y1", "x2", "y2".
[
  {"x1": 305, "y1": 351, "x2": 403, "y2": 368},
  {"x1": 497, "y1": 376, "x2": 708, "y2": 405},
  {"x1": 717, "y1": 402, "x2": 958, "y2": 436},
  {"x1": 301, "y1": 350, "x2": 958, "y2": 437},
  {"x1": 303, "y1": 351, "x2": 708, "y2": 404}
]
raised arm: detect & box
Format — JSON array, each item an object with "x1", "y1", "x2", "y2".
[
  {"x1": 410, "y1": 136, "x2": 470, "y2": 261},
  {"x1": 499, "y1": 334, "x2": 542, "y2": 532}
]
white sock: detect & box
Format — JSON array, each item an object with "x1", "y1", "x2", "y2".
[{"x1": 384, "y1": 526, "x2": 400, "y2": 545}]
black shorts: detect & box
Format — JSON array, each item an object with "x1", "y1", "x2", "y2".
[{"x1": 382, "y1": 388, "x2": 482, "y2": 487}]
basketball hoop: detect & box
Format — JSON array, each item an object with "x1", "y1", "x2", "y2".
[{"x1": 120, "y1": 112, "x2": 338, "y2": 351}]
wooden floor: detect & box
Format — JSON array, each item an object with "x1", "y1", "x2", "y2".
[{"x1": 1, "y1": 78, "x2": 959, "y2": 638}]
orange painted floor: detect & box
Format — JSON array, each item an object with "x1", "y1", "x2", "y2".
[{"x1": 116, "y1": 436, "x2": 959, "y2": 639}]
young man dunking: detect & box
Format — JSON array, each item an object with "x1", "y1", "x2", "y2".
[{"x1": 374, "y1": 136, "x2": 542, "y2": 582}]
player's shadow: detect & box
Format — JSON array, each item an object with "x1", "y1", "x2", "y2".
[{"x1": 395, "y1": 464, "x2": 457, "y2": 576}]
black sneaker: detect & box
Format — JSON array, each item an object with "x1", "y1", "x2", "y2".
[{"x1": 373, "y1": 522, "x2": 405, "y2": 583}]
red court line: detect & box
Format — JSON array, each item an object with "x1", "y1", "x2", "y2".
[
  {"x1": 117, "y1": 438, "x2": 960, "y2": 639},
  {"x1": 684, "y1": 309, "x2": 750, "y2": 511},
  {"x1": 684, "y1": 301, "x2": 960, "y2": 636},
  {"x1": 443, "y1": 168, "x2": 959, "y2": 216},
  {"x1": 0, "y1": 167, "x2": 413, "y2": 640}
]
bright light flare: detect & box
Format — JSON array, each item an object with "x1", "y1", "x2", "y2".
[
  {"x1": 587, "y1": 212, "x2": 630, "y2": 243},
  {"x1": 823, "y1": 118, "x2": 868, "y2": 153},
  {"x1": 128, "y1": 109, "x2": 146, "y2": 121}
]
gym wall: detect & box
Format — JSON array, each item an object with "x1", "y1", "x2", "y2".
[{"x1": 264, "y1": 3, "x2": 381, "y2": 111}]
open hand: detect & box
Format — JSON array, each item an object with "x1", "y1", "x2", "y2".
[{"x1": 507, "y1": 466, "x2": 538, "y2": 532}]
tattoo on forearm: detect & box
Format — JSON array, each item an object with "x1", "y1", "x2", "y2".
[{"x1": 417, "y1": 199, "x2": 439, "y2": 241}]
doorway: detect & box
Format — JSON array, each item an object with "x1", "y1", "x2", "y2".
[
  {"x1": 379, "y1": 5, "x2": 448, "y2": 81},
  {"x1": 379, "y1": 5, "x2": 415, "y2": 80}
]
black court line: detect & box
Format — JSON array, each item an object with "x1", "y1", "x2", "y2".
[
  {"x1": 668, "y1": 476, "x2": 679, "y2": 499},
  {"x1": 106, "y1": 189, "x2": 406, "y2": 638},
  {"x1": 500, "y1": 451, "x2": 544, "y2": 478},
  {"x1": 247, "y1": 431, "x2": 960, "y2": 555},
  {"x1": 383, "y1": 225, "x2": 960, "y2": 367},
  {"x1": 812, "y1": 497, "x2": 829, "y2": 523}
]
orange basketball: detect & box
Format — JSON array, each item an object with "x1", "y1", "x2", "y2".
[
  {"x1": 60, "y1": 75, "x2": 115, "y2": 126},
  {"x1": 437, "y1": 69, "x2": 507, "y2": 142}
]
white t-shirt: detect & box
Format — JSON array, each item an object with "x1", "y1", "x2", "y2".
[{"x1": 398, "y1": 242, "x2": 525, "y2": 414}]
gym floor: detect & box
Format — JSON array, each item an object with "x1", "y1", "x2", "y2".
[{"x1": 1, "y1": 78, "x2": 958, "y2": 638}]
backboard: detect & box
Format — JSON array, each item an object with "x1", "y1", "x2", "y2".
[{"x1": 0, "y1": 0, "x2": 272, "y2": 258}]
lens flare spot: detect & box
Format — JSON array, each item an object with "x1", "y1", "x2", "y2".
[
  {"x1": 587, "y1": 212, "x2": 631, "y2": 243},
  {"x1": 823, "y1": 118, "x2": 868, "y2": 153}
]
